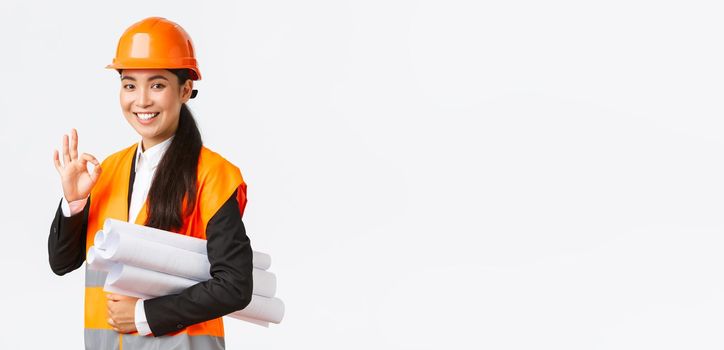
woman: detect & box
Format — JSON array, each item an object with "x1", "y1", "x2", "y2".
[{"x1": 48, "y1": 17, "x2": 253, "y2": 350}]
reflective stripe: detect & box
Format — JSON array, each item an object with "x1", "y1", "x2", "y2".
[
  {"x1": 85, "y1": 329, "x2": 225, "y2": 350},
  {"x1": 124, "y1": 333, "x2": 225, "y2": 350},
  {"x1": 85, "y1": 329, "x2": 120, "y2": 350},
  {"x1": 85, "y1": 265, "x2": 108, "y2": 287}
]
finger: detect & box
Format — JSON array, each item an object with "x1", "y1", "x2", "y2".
[
  {"x1": 78, "y1": 154, "x2": 89, "y2": 172},
  {"x1": 81, "y1": 153, "x2": 102, "y2": 183},
  {"x1": 53, "y1": 150, "x2": 62, "y2": 173},
  {"x1": 78, "y1": 154, "x2": 87, "y2": 168},
  {"x1": 69, "y1": 128, "x2": 78, "y2": 160},
  {"x1": 81, "y1": 153, "x2": 100, "y2": 166},
  {"x1": 91, "y1": 164, "x2": 102, "y2": 183},
  {"x1": 62, "y1": 134, "x2": 70, "y2": 165}
]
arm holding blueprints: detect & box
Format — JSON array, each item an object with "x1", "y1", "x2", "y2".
[{"x1": 88, "y1": 218, "x2": 285, "y2": 326}]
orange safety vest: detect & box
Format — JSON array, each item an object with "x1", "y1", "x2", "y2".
[{"x1": 83, "y1": 143, "x2": 247, "y2": 349}]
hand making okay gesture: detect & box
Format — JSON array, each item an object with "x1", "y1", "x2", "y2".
[{"x1": 53, "y1": 128, "x2": 102, "y2": 202}]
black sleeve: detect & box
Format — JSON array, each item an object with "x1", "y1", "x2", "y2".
[
  {"x1": 144, "y1": 192, "x2": 254, "y2": 336},
  {"x1": 48, "y1": 197, "x2": 90, "y2": 276}
]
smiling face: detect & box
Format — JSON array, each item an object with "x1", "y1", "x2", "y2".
[{"x1": 120, "y1": 69, "x2": 193, "y2": 150}]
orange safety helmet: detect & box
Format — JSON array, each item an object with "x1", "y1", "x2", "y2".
[{"x1": 106, "y1": 17, "x2": 202, "y2": 80}]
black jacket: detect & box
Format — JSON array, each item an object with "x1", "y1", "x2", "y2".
[{"x1": 48, "y1": 153, "x2": 254, "y2": 336}]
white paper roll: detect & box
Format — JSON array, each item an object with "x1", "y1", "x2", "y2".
[
  {"x1": 105, "y1": 264, "x2": 284, "y2": 323},
  {"x1": 103, "y1": 219, "x2": 206, "y2": 253},
  {"x1": 252, "y1": 251, "x2": 272, "y2": 271},
  {"x1": 233, "y1": 315, "x2": 269, "y2": 327},
  {"x1": 87, "y1": 246, "x2": 114, "y2": 272},
  {"x1": 229, "y1": 295, "x2": 285, "y2": 324},
  {"x1": 102, "y1": 218, "x2": 272, "y2": 270},
  {"x1": 98, "y1": 230, "x2": 212, "y2": 281},
  {"x1": 93, "y1": 230, "x2": 106, "y2": 249},
  {"x1": 106, "y1": 264, "x2": 196, "y2": 296},
  {"x1": 251, "y1": 268, "x2": 277, "y2": 298},
  {"x1": 95, "y1": 218, "x2": 284, "y2": 325},
  {"x1": 105, "y1": 263, "x2": 276, "y2": 298}
]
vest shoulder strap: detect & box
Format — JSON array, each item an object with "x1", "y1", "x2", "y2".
[{"x1": 196, "y1": 146, "x2": 247, "y2": 229}]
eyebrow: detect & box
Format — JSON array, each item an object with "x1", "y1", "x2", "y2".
[{"x1": 120, "y1": 75, "x2": 170, "y2": 81}]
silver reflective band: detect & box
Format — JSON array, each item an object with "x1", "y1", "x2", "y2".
[
  {"x1": 85, "y1": 265, "x2": 108, "y2": 287},
  {"x1": 85, "y1": 329, "x2": 225, "y2": 350},
  {"x1": 84, "y1": 329, "x2": 119, "y2": 350}
]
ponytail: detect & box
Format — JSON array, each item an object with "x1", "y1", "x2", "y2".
[{"x1": 145, "y1": 70, "x2": 203, "y2": 231}]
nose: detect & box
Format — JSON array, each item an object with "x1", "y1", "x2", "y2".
[{"x1": 135, "y1": 87, "x2": 152, "y2": 108}]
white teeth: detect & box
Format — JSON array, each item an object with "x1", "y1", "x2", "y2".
[{"x1": 136, "y1": 113, "x2": 159, "y2": 120}]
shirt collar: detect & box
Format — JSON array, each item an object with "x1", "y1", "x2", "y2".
[{"x1": 135, "y1": 136, "x2": 174, "y2": 172}]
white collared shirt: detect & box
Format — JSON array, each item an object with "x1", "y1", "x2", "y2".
[
  {"x1": 60, "y1": 135, "x2": 175, "y2": 336},
  {"x1": 128, "y1": 136, "x2": 174, "y2": 225}
]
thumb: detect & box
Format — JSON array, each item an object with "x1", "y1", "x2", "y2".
[{"x1": 90, "y1": 164, "x2": 102, "y2": 184}]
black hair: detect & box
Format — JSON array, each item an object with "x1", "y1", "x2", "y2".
[{"x1": 144, "y1": 69, "x2": 202, "y2": 231}]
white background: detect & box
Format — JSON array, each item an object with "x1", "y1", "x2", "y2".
[{"x1": 1, "y1": 0, "x2": 724, "y2": 349}]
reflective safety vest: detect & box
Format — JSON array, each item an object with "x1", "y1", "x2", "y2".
[{"x1": 83, "y1": 143, "x2": 247, "y2": 349}]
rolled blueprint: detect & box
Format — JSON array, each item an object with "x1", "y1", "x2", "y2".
[
  {"x1": 86, "y1": 246, "x2": 114, "y2": 272},
  {"x1": 92, "y1": 218, "x2": 284, "y2": 325},
  {"x1": 94, "y1": 229, "x2": 277, "y2": 296},
  {"x1": 103, "y1": 261, "x2": 276, "y2": 298},
  {"x1": 101, "y1": 219, "x2": 273, "y2": 270},
  {"x1": 105, "y1": 264, "x2": 285, "y2": 324},
  {"x1": 228, "y1": 295, "x2": 285, "y2": 325},
  {"x1": 97, "y1": 230, "x2": 212, "y2": 281}
]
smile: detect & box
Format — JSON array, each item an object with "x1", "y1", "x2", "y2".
[{"x1": 134, "y1": 112, "x2": 159, "y2": 121}]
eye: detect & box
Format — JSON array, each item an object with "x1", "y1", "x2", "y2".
[
  {"x1": 123, "y1": 83, "x2": 135, "y2": 90},
  {"x1": 151, "y1": 83, "x2": 165, "y2": 89}
]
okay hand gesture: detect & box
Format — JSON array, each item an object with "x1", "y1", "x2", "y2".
[{"x1": 53, "y1": 128, "x2": 102, "y2": 202}]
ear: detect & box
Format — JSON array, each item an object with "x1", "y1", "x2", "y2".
[{"x1": 180, "y1": 80, "x2": 194, "y2": 103}]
